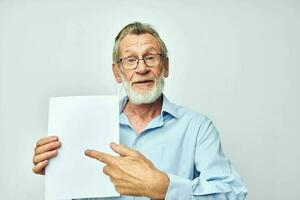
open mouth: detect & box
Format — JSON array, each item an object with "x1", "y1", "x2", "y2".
[{"x1": 132, "y1": 80, "x2": 154, "y2": 85}]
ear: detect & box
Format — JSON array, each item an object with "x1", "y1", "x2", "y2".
[
  {"x1": 163, "y1": 58, "x2": 169, "y2": 78},
  {"x1": 112, "y1": 63, "x2": 122, "y2": 83}
]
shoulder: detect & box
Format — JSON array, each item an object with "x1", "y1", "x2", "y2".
[
  {"x1": 169, "y1": 102, "x2": 221, "y2": 147},
  {"x1": 163, "y1": 95, "x2": 214, "y2": 128},
  {"x1": 172, "y1": 101, "x2": 208, "y2": 121},
  {"x1": 171, "y1": 101, "x2": 213, "y2": 130},
  {"x1": 174, "y1": 104, "x2": 221, "y2": 143}
]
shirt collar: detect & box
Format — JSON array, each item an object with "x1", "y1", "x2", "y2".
[
  {"x1": 119, "y1": 95, "x2": 128, "y2": 114},
  {"x1": 161, "y1": 94, "x2": 178, "y2": 119},
  {"x1": 119, "y1": 94, "x2": 178, "y2": 119}
]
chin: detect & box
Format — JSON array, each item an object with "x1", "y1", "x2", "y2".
[
  {"x1": 122, "y1": 73, "x2": 165, "y2": 105},
  {"x1": 127, "y1": 87, "x2": 163, "y2": 105}
]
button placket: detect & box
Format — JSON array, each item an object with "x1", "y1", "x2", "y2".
[{"x1": 132, "y1": 137, "x2": 139, "y2": 150}]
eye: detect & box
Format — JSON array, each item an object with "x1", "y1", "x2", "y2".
[
  {"x1": 144, "y1": 55, "x2": 155, "y2": 61},
  {"x1": 126, "y1": 57, "x2": 137, "y2": 63}
]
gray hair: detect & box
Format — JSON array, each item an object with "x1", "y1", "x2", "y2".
[{"x1": 112, "y1": 22, "x2": 168, "y2": 64}]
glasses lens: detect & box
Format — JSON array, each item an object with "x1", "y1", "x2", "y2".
[
  {"x1": 122, "y1": 57, "x2": 137, "y2": 69},
  {"x1": 145, "y1": 54, "x2": 161, "y2": 67},
  {"x1": 120, "y1": 54, "x2": 162, "y2": 69}
]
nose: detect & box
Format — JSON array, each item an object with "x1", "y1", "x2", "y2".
[{"x1": 135, "y1": 59, "x2": 149, "y2": 74}]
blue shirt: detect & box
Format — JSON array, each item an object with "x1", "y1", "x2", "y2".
[{"x1": 80, "y1": 94, "x2": 247, "y2": 200}]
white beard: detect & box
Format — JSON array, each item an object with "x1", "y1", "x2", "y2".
[{"x1": 120, "y1": 68, "x2": 165, "y2": 105}]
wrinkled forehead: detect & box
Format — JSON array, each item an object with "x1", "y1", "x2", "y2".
[{"x1": 118, "y1": 33, "x2": 161, "y2": 54}]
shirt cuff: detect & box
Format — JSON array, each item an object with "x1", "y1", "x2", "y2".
[{"x1": 165, "y1": 173, "x2": 193, "y2": 200}]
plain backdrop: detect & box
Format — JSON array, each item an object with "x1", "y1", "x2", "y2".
[{"x1": 0, "y1": 0, "x2": 299, "y2": 199}]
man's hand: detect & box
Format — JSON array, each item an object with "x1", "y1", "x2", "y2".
[
  {"x1": 32, "y1": 136, "x2": 61, "y2": 175},
  {"x1": 85, "y1": 142, "x2": 170, "y2": 199}
]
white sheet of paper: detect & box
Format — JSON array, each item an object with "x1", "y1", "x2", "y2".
[{"x1": 46, "y1": 96, "x2": 120, "y2": 200}]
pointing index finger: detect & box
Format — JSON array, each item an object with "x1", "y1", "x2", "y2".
[{"x1": 85, "y1": 149, "x2": 117, "y2": 165}]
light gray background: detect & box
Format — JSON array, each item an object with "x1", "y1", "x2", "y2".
[{"x1": 0, "y1": 0, "x2": 299, "y2": 199}]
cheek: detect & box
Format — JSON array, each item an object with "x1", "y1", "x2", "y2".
[
  {"x1": 121, "y1": 71, "x2": 135, "y2": 82},
  {"x1": 153, "y1": 68, "x2": 164, "y2": 79}
]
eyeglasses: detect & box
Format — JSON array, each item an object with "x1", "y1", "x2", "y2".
[{"x1": 118, "y1": 53, "x2": 163, "y2": 70}]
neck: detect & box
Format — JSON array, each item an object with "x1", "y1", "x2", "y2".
[{"x1": 123, "y1": 95, "x2": 163, "y2": 121}]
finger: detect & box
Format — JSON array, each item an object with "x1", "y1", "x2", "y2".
[
  {"x1": 110, "y1": 142, "x2": 139, "y2": 157},
  {"x1": 33, "y1": 150, "x2": 57, "y2": 165},
  {"x1": 32, "y1": 160, "x2": 48, "y2": 175},
  {"x1": 103, "y1": 165, "x2": 124, "y2": 180},
  {"x1": 103, "y1": 165, "x2": 114, "y2": 176},
  {"x1": 35, "y1": 141, "x2": 61, "y2": 155},
  {"x1": 36, "y1": 136, "x2": 58, "y2": 147},
  {"x1": 109, "y1": 177, "x2": 123, "y2": 185},
  {"x1": 85, "y1": 149, "x2": 118, "y2": 165}
]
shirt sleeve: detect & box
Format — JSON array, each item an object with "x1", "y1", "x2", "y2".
[{"x1": 164, "y1": 117, "x2": 247, "y2": 200}]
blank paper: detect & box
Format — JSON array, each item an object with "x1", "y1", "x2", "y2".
[{"x1": 46, "y1": 96, "x2": 120, "y2": 200}]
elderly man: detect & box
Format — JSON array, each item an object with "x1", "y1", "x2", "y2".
[{"x1": 32, "y1": 22, "x2": 247, "y2": 200}]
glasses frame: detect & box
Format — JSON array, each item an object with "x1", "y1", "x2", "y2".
[{"x1": 118, "y1": 53, "x2": 164, "y2": 70}]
